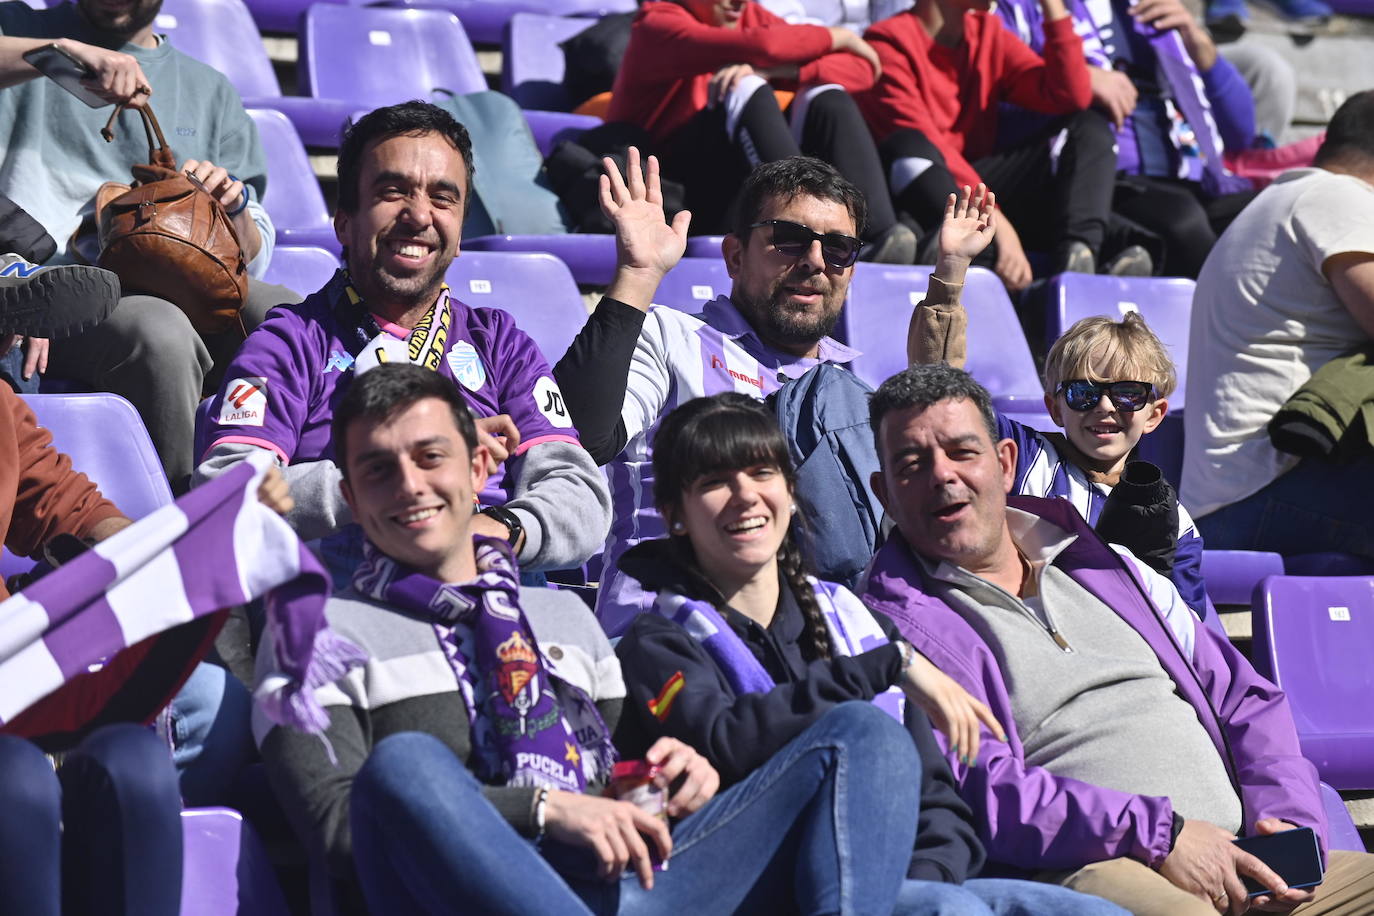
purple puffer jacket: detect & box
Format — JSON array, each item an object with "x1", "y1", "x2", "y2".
[{"x1": 862, "y1": 495, "x2": 1326, "y2": 872}]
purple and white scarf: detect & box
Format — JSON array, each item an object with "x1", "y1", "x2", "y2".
[
  {"x1": 352, "y1": 537, "x2": 616, "y2": 792},
  {"x1": 651, "y1": 578, "x2": 905, "y2": 722},
  {"x1": 0, "y1": 453, "x2": 364, "y2": 736}
]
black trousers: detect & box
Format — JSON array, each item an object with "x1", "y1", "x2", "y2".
[
  {"x1": 881, "y1": 110, "x2": 1117, "y2": 259},
  {"x1": 1112, "y1": 175, "x2": 1256, "y2": 278},
  {"x1": 663, "y1": 84, "x2": 897, "y2": 242}
]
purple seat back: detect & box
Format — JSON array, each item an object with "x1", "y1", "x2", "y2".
[
  {"x1": 300, "y1": 5, "x2": 485, "y2": 105},
  {"x1": 1252, "y1": 575, "x2": 1374, "y2": 790},
  {"x1": 845, "y1": 264, "x2": 1042, "y2": 402},
  {"x1": 180, "y1": 808, "x2": 291, "y2": 915},
  {"x1": 522, "y1": 109, "x2": 602, "y2": 157},
  {"x1": 262, "y1": 245, "x2": 341, "y2": 300},
  {"x1": 243, "y1": 0, "x2": 344, "y2": 33},
  {"x1": 156, "y1": 0, "x2": 281, "y2": 98},
  {"x1": 246, "y1": 109, "x2": 334, "y2": 246},
  {"x1": 685, "y1": 236, "x2": 727, "y2": 259},
  {"x1": 385, "y1": 0, "x2": 632, "y2": 45},
  {"x1": 1, "y1": 394, "x2": 173, "y2": 581},
  {"x1": 503, "y1": 12, "x2": 594, "y2": 110},
  {"x1": 1047, "y1": 274, "x2": 1196, "y2": 410},
  {"x1": 654, "y1": 257, "x2": 731, "y2": 313},
  {"x1": 463, "y1": 234, "x2": 617, "y2": 285},
  {"x1": 1201, "y1": 549, "x2": 1285, "y2": 606},
  {"x1": 445, "y1": 250, "x2": 586, "y2": 364},
  {"x1": 1321, "y1": 783, "x2": 1368, "y2": 852}
]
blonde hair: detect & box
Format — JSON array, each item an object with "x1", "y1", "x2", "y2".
[{"x1": 1043, "y1": 312, "x2": 1177, "y2": 399}]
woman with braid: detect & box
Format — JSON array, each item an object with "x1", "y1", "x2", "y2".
[{"x1": 612, "y1": 392, "x2": 1127, "y2": 914}]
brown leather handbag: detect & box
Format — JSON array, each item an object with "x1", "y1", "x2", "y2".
[{"x1": 95, "y1": 104, "x2": 248, "y2": 335}]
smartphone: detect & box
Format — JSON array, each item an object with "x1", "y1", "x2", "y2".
[
  {"x1": 22, "y1": 43, "x2": 107, "y2": 109},
  {"x1": 1232, "y1": 827, "x2": 1324, "y2": 897}
]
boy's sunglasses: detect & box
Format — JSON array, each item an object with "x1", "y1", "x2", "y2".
[
  {"x1": 1056, "y1": 379, "x2": 1155, "y2": 412},
  {"x1": 749, "y1": 219, "x2": 864, "y2": 269}
]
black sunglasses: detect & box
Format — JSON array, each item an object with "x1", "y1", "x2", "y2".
[
  {"x1": 749, "y1": 219, "x2": 864, "y2": 269},
  {"x1": 1056, "y1": 379, "x2": 1156, "y2": 412}
]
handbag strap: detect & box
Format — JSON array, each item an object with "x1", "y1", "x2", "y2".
[{"x1": 100, "y1": 100, "x2": 177, "y2": 170}]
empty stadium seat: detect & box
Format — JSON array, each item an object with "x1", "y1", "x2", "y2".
[
  {"x1": 2, "y1": 394, "x2": 173, "y2": 581},
  {"x1": 1321, "y1": 782, "x2": 1368, "y2": 853},
  {"x1": 247, "y1": 109, "x2": 338, "y2": 253},
  {"x1": 463, "y1": 233, "x2": 617, "y2": 286},
  {"x1": 445, "y1": 250, "x2": 587, "y2": 364},
  {"x1": 1251, "y1": 575, "x2": 1374, "y2": 790},
  {"x1": 1044, "y1": 274, "x2": 1195, "y2": 409},
  {"x1": 1201, "y1": 549, "x2": 1285, "y2": 606},
  {"x1": 685, "y1": 236, "x2": 727, "y2": 259},
  {"x1": 262, "y1": 245, "x2": 340, "y2": 297},
  {"x1": 502, "y1": 12, "x2": 596, "y2": 111},
  {"x1": 386, "y1": 0, "x2": 632, "y2": 46},
  {"x1": 844, "y1": 264, "x2": 1043, "y2": 403},
  {"x1": 654, "y1": 257, "x2": 731, "y2": 312},
  {"x1": 521, "y1": 109, "x2": 603, "y2": 157},
  {"x1": 180, "y1": 807, "x2": 291, "y2": 915}
]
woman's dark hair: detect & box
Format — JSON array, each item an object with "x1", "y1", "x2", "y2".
[{"x1": 651, "y1": 393, "x2": 834, "y2": 660}]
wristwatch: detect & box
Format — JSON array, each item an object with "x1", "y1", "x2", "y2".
[
  {"x1": 479, "y1": 505, "x2": 524, "y2": 549},
  {"x1": 894, "y1": 639, "x2": 917, "y2": 671}
]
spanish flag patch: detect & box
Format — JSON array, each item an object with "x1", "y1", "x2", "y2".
[{"x1": 648, "y1": 671, "x2": 685, "y2": 721}]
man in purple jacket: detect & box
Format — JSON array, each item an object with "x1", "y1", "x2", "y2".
[{"x1": 861, "y1": 363, "x2": 1374, "y2": 915}]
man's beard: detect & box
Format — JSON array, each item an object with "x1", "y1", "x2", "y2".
[
  {"x1": 352, "y1": 248, "x2": 449, "y2": 312},
  {"x1": 80, "y1": 0, "x2": 162, "y2": 38},
  {"x1": 735, "y1": 282, "x2": 843, "y2": 349}
]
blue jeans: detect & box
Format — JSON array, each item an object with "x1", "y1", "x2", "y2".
[
  {"x1": 167, "y1": 661, "x2": 255, "y2": 807},
  {"x1": 0, "y1": 724, "x2": 183, "y2": 916},
  {"x1": 1196, "y1": 453, "x2": 1374, "y2": 558},
  {"x1": 896, "y1": 877, "x2": 1130, "y2": 915},
  {"x1": 350, "y1": 701, "x2": 922, "y2": 915}
]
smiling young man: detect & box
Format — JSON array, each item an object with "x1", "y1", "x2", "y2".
[
  {"x1": 555, "y1": 154, "x2": 873, "y2": 634},
  {"x1": 859, "y1": 363, "x2": 1374, "y2": 916},
  {"x1": 197, "y1": 102, "x2": 609, "y2": 582}
]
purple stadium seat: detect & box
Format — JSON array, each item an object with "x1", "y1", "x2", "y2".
[
  {"x1": 1045, "y1": 274, "x2": 1196, "y2": 410},
  {"x1": 262, "y1": 245, "x2": 341, "y2": 298},
  {"x1": 1201, "y1": 549, "x2": 1285, "y2": 606},
  {"x1": 654, "y1": 257, "x2": 731, "y2": 312},
  {"x1": 522, "y1": 109, "x2": 603, "y2": 157},
  {"x1": 1251, "y1": 575, "x2": 1374, "y2": 790},
  {"x1": 502, "y1": 12, "x2": 595, "y2": 111},
  {"x1": 446, "y1": 250, "x2": 588, "y2": 364},
  {"x1": 1328, "y1": 0, "x2": 1374, "y2": 12},
  {"x1": 1, "y1": 394, "x2": 173, "y2": 581},
  {"x1": 246, "y1": 110, "x2": 338, "y2": 253},
  {"x1": 685, "y1": 236, "x2": 727, "y2": 259},
  {"x1": 1285, "y1": 553, "x2": 1374, "y2": 577},
  {"x1": 301, "y1": 6, "x2": 486, "y2": 108},
  {"x1": 242, "y1": 0, "x2": 344, "y2": 33},
  {"x1": 1322, "y1": 783, "x2": 1368, "y2": 853},
  {"x1": 462, "y1": 234, "x2": 617, "y2": 285},
  {"x1": 179, "y1": 808, "x2": 291, "y2": 916},
  {"x1": 384, "y1": 0, "x2": 632, "y2": 46},
  {"x1": 156, "y1": 0, "x2": 280, "y2": 96},
  {"x1": 844, "y1": 264, "x2": 1043, "y2": 402}
]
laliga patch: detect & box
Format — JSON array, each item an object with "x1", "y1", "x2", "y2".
[
  {"x1": 218, "y1": 377, "x2": 268, "y2": 427},
  {"x1": 533, "y1": 376, "x2": 573, "y2": 428},
  {"x1": 447, "y1": 340, "x2": 487, "y2": 392}
]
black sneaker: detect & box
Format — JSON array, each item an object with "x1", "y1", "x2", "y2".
[{"x1": 0, "y1": 254, "x2": 120, "y2": 339}]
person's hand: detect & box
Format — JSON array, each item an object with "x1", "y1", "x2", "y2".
[
  {"x1": 543, "y1": 791, "x2": 673, "y2": 890},
  {"x1": 1128, "y1": 0, "x2": 1215, "y2": 68},
  {"x1": 936, "y1": 184, "x2": 997, "y2": 276},
  {"x1": 1247, "y1": 820, "x2": 1318, "y2": 913},
  {"x1": 0, "y1": 335, "x2": 49, "y2": 380},
  {"x1": 256, "y1": 465, "x2": 294, "y2": 516},
  {"x1": 180, "y1": 158, "x2": 248, "y2": 213},
  {"x1": 992, "y1": 213, "x2": 1033, "y2": 293},
  {"x1": 827, "y1": 27, "x2": 881, "y2": 78},
  {"x1": 1159, "y1": 819, "x2": 1293, "y2": 915},
  {"x1": 1089, "y1": 66, "x2": 1138, "y2": 131},
  {"x1": 898, "y1": 649, "x2": 1007, "y2": 764},
  {"x1": 56, "y1": 38, "x2": 151, "y2": 107},
  {"x1": 473, "y1": 413, "x2": 520, "y2": 474},
  {"x1": 601, "y1": 147, "x2": 690, "y2": 311},
  {"x1": 643, "y1": 737, "x2": 720, "y2": 817},
  {"x1": 708, "y1": 63, "x2": 756, "y2": 107}
]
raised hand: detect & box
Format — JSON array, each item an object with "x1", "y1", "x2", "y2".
[
  {"x1": 938, "y1": 184, "x2": 997, "y2": 268},
  {"x1": 601, "y1": 147, "x2": 691, "y2": 312}
]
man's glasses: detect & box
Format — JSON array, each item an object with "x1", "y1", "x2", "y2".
[
  {"x1": 1056, "y1": 379, "x2": 1156, "y2": 412},
  {"x1": 749, "y1": 219, "x2": 864, "y2": 269}
]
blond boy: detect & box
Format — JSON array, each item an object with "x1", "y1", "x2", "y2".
[{"x1": 906, "y1": 186, "x2": 1208, "y2": 617}]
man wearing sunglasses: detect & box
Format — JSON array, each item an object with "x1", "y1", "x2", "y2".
[{"x1": 556, "y1": 154, "x2": 871, "y2": 635}]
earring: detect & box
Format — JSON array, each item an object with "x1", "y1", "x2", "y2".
[
  {"x1": 790, "y1": 503, "x2": 798, "y2": 514},
  {"x1": 670, "y1": 520, "x2": 687, "y2": 535}
]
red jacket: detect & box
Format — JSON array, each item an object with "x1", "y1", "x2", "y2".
[
  {"x1": 856, "y1": 10, "x2": 1091, "y2": 190},
  {"x1": 609, "y1": 0, "x2": 879, "y2": 143}
]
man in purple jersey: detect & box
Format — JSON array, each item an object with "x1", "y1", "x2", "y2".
[{"x1": 195, "y1": 102, "x2": 609, "y2": 582}]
